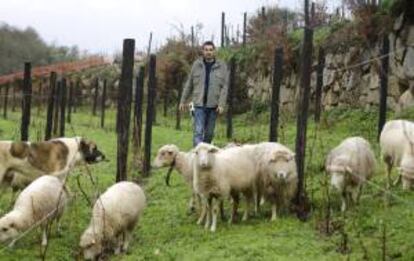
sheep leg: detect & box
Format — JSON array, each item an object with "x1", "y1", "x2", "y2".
[
  {"x1": 253, "y1": 188, "x2": 259, "y2": 215},
  {"x1": 271, "y1": 202, "x2": 278, "y2": 221},
  {"x1": 114, "y1": 234, "x2": 123, "y2": 255},
  {"x1": 41, "y1": 225, "x2": 48, "y2": 247},
  {"x1": 402, "y1": 177, "x2": 411, "y2": 191},
  {"x1": 341, "y1": 190, "x2": 347, "y2": 212},
  {"x1": 229, "y1": 192, "x2": 240, "y2": 224},
  {"x1": 210, "y1": 197, "x2": 219, "y2": 232},
  {"x1": 384, "y1": 157, "x2": 393, "y2": 189},
  {"x1": 187, "y1": 195, "x2": 195, "y2": 215},
  {"x1": 354, "y1": 185, "x2": 363, "y2": 205},
  {"x1": 9, "y1": 190, "x2": 17, "y2": 210},
  {"x1": 197, "y1": 196, "x2": 207, "y2": 225},
  {"x1": 393, "y1": 175, "x2": 402, "y2": 187},
  {"x1": 220, "y1": 200, "x2": 226, "y2": 222},
  {"x1": 204, "y1": 197, "x2": 212, "y2": 230},
  {"x1": 0, "y1": 166, "x2": 7, "y2": 184},
  {"x1": 242, "y1": 191, "x2": 253, "y2": 221},
  {"x1": 122, "y1": 231, "x2": 132, "y2": 252}
]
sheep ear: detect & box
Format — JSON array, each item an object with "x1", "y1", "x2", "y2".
[
  {"x1": 345, "y1": 166, "x2": 353, "y2": 174},
  {"x1": 209, "y1": 147, "x2": 219, "y2": 153}
]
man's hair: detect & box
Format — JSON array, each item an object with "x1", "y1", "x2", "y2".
[{"x1": 202, "y1": 41, "x2": 215, "y2": 49}]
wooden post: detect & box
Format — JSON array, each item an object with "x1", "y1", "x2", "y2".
[
  {"x1": 21, "y1": 62, "x2": 32, "y2": 141},
  {"x1": 378, "y1": 35, "x2": 389, "y2": 140},
  {"x1": 37, "y1": 80, "x2": 43, "y2": 108},
  {"x1": 191, "y1": 26, "x2": 196, "y2": 61},
  {"x1": 191, "y1": 26, "x2": 195, "y2": 48},
  {"x1": 243, "y1": 12, "x2": 247, "y2": 46},
  {"x1": 100, "y1": 79, "x2": 107, "y2": 128},
  {"x1": 221, "y1": 12, "x2": 226, "y2": 48},
  {"x1": 314, "y1": 47, "x2": 325, "y2": 123},
  {"x1": 59, "y1": 78, "x2": 67, "y2": 137},
  {"x1": 143, "y1": 55, "x2": 157, "y2": 177},
  {"x1": 116, "y1": 39, "x2": 135, "y2": 182},
  {"x1": 311, "y1": 1, "x2": 315, "y2": 26},
  {"x1": 163, "y1": 85, "x2": 169, "y2": 117},
  {"x1": 3, "y1": 84, "x2": 9, "y2": 119},
  {"x1": 294, "y1": 0, "x2": 313, "y2": 213},
  {"x1": 147, "y1": 32, "x2": 153, "y2": 59},
  {"x1": 92, "y1": 78, "x2": 99, "y2": 116},
  {"x1": 67, "y1": 80, "x2": 74, "y2": 123},
  {"x1": 227, "y1": 57, "x2": 236, "y2": 139},
  {"x1": 132, "y1": 66, "x2": 145, "y2": 167},
  {"x1": 12, "y1": 83, "x2": 17, "y2": 112},
  {"x1": 269, "y1": 47, "x2": 284, "y2": 142},
  {"x1": 175, "y1": 74, "x2": 182, "y2": 130},
  {"x1": 53, "y1": 80, "x2": 61, "y2": 136},
  {"x1": 74, "y1": 79, "x2": 80, "y2": 113},
  {"x1": 45, "y1": 72, "x2": 57, "y2": 140},
  {"x1": 261, "y1": 6, "x2": 266, "y2": 30}
]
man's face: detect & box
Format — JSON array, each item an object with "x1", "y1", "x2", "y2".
[{"x1": 202, "y1": 45, "x2": 215, "y2": 60}]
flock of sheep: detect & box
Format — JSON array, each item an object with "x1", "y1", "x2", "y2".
[
  {"x1": 0, "y1": 119, "x2": 413, "y2": 259},
  {"x1": 153, "y1": 119, "x2": 414, "y2": 232}
]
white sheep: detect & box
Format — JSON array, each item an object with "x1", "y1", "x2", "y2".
[
  {"x1": 79, "y1": 181, "x2": 146, "y2": 260},
  {"x1": 257, "y1": 142, "x2": 297, "y2": 221},
  {"x1": 153, "y1": 144, "x2": 227, "y2": 225},
  {"x1": 152, "y1": 144, "x2": 199, "y2": 213},
  {"x1": 0, "y1": 175, "x2": 68, "y2": 246},
  {"x1": 193, "y1": 143, "x2": 258, "y2": 232},
  {"x1": 325, "y1": 137, "x2": 376, "y2": 212},
  {"x1": 380, "y1": 119, "x2": 414, "y2": 188}
]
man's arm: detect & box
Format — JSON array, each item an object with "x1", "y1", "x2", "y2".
[
  {"x1": 180, "y1": 65, "x2": 194, "y2": 106},
  {"x1": 217, "y1": 62, "x2": 229, "y2": 113}
]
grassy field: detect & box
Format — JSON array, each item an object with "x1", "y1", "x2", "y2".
[{"x1": 0, "y1": 106, "x2": 413, "y2": 260}]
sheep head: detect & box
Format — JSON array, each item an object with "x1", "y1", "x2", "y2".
[
  {"x1": 79, "y1": 228, "x2": 103, "y2": 260},
  {"x1": 152, "y1": 144, "x2": 179, "y2": 168},
  {"x1": 0, "y1": 214, "x2": 19, "y2": 243},
  {"x1": 194, "y1": 143, "x2": 220, "y2": 169},
  {"x1": 268, "y1": 150, "x2": 296, "y2": 181}
]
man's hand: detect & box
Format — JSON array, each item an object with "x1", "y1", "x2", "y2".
[
  {"x1": 179, "y1": 103, "x2": 186, "y2": 112},
  {"x1": 216, "y1": 106, "x2": 224, "y2": 114}
]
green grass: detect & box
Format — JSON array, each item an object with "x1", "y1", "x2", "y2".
[{"x1": 0, "y1": 106, "x2": 414, "y2": 260}]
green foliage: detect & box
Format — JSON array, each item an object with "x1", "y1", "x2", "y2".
[{"x1": 0, "y1": 23, "x2": 80, "y2": 75}]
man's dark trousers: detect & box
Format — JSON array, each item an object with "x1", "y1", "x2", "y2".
[{"x1": 193, "y1": 106, "x2": 217, "y2": 147}]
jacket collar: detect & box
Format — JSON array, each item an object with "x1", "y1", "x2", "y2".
[{"x1": 195, "y1": 58, "x2": 221, "y2": 69}]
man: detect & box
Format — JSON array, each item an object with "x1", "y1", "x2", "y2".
[{"x1": 179, "y1": 41, "x2": 228, "y2": 147}]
